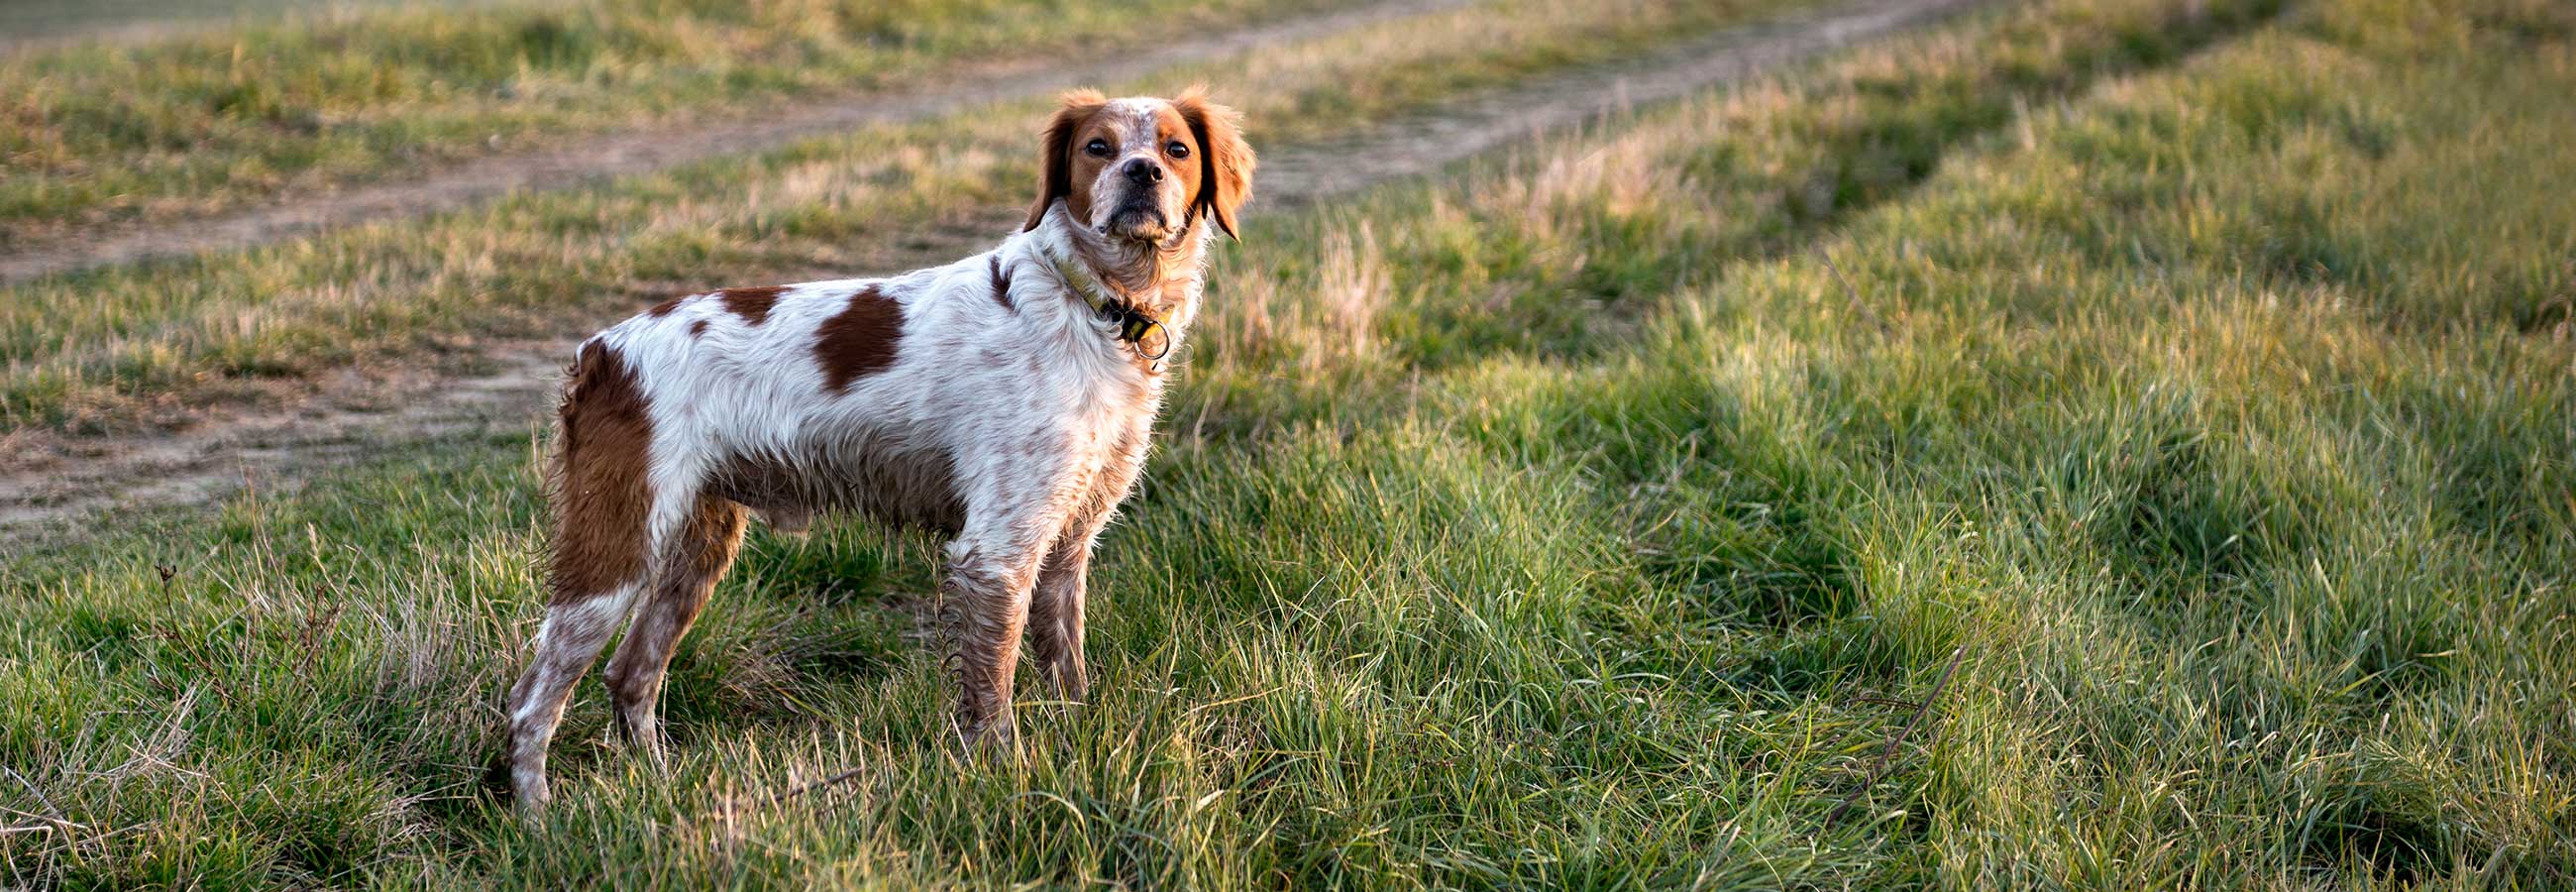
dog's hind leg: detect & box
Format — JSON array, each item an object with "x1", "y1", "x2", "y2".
[
  {"x1": 502, "y1": 580, "x2": 640, "y2": 812},
  {"x1": 503, "y1": 339, "x2": 670, "y2": 813},
  {"x1": 602, "y1": 495, "x2": 745, "y2": 766}
]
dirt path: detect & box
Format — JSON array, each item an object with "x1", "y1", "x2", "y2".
[
  {"x1": 0, "y1": 0, "x2": 515, "y2": 56},
  {"x1": 0, "y1": 0, "x2": 1471, "y2": 286},
  {"x1": 0, "y1": 0, "x2": 1988, "y2": 544}
]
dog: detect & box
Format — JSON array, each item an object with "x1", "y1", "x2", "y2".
[{"x1": 499, "y1": 88, "x2": 1253, "y2": 810}]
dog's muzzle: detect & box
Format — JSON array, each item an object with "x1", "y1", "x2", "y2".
[{"x1": 1103, "y1": 201, "x2": 1171, "y2": 241}]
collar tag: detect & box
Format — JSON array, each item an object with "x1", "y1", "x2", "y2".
[{"x1": 1113, "y1": 309, "x2": 1171, "y2": 361}]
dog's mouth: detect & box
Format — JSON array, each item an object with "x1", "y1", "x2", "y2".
[{"x1": 1100, "y1": 202, "x2": 1173, "y2": 243}]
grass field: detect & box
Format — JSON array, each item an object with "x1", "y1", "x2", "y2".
[
  {"x1": 4, "y1": 0, "x2": 2573, "y2": 887},
  {"x1": 0, "y1": 0, "x2": 1363, "y2": 242},
  {"x1": 0, "y1": 0, "x2": 1806, "y2": 434},
  {"x1": 0, "y1": 0, "x2": 499, "y2": 47}
]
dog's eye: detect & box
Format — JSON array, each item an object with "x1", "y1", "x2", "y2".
[
  {"x1": 1084, "y1": 139, "x2": 1111, "y2": 158},
  {"x1": 1166, "y1": 141, "x2": 1191, "y2": 159}
]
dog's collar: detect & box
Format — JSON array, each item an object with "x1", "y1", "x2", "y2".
[{"x1": 1043, "y1": 250, "x2": 1171, "y2": 362}]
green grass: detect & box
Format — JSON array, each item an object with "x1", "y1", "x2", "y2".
[
  {"x1": 7, "y1": 0, "x2": 2574, "y2": 886},
  {"x1": 0, "y1": 0, "x2": 1365, "y2": 243},
  {"x1": 0, "y1": 0, "x2": 1811, "y2": 434}
]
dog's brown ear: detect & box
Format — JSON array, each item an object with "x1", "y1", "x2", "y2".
[
  {"x1": 1175, "y1": 87, "x2": 1255, "y2": 241},
  {"x1": 1025, "y1": 89, "x2": 1109, "y2": 232}
]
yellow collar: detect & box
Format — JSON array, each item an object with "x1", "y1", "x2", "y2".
[
  {"x1": 1046, "y1": 251, "x2": 1125, "y2": 317},
  {"x1": 1043, "y1": 249, "x2": 1171, "y2": 361}
]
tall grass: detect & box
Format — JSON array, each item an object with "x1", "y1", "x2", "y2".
[{"x1": 5, "y1": 0, "x2": 2571, "y2": 886}]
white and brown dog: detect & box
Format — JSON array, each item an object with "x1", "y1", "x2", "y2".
[{"x1": 499, "y1": 88, "x2": 1252, "y2": 809}]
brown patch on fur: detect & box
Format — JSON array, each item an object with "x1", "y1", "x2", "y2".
[
  {"x1": 548, "y1": 341, "x2": 655, "y2": 603},
  {"x1": 689, "y1": 319, "x2": 709, "y2": 338},
  {"x1": 814, "y1": 286, "x2": 905, "y2": 391},
  {"x1": 1025, "y1": 89, "x2": 1110, "y2": 232},
  {"x1": 649, "y1": 294, "x2": 689, "y2": 317},
  {"x1": 719, "y1": 286, "x2": 785, "y2": 325},
  {"x1": 989, "y1": 255, "x2": 1015, "y2": 312},
  {"x1": 1174, "y1": 87, "x2": 1256, "y2": 240},
  {"x1": 672, "y1": 497, "x2": 749, "y2": 579}
]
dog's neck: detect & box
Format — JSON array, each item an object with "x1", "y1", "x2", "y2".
[{"x1": 1035, "y1": 203, "x2": 1211, "y2": 339}]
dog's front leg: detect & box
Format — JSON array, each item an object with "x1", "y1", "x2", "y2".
[
  {"x1": 1028, "y1": 422, "x2": 1149, "y2": 706},
  {"x1": 940, "y1": 547, "x2": 1038, "y2": 750},
  {"x1": 939, "y1": 451, "x2": 1088, "y2": 750},
  {"x1": 1027, "y1": 530, "x2": 1096, "y2": 705}
]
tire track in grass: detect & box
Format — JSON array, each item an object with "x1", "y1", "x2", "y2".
[
  {"x1": 0, "y1": 0, "x2": 1995, "y2": 541},
  {"x1": 1259, "y1": 0, "x2": 1990, "y2": 203},
  {"x1": 1180, "y1": 0, "x2": 2290, "y2": 446},
  {"x1": 0, "y1": 0, "x2": 1473, "y2": 286}
]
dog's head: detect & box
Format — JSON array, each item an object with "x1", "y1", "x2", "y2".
[{"x1": 1023, "y1": 88, "x2": 1255, "y2": 244}]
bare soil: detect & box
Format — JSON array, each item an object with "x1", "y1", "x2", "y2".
[{"x1": 0, "y1": 0, "x2": 1986, "y2": 544}]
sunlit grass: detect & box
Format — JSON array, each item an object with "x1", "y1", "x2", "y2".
[{"x1": 4, "y1": 0, "x2": 2571, "y2": 886}]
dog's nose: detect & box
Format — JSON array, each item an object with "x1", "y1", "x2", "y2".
[{"x1": 1122, "y1": 158, "x2": 1163, "y2": 185}]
